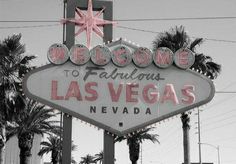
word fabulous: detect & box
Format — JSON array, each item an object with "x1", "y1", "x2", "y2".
[{"x1": 47, "y1": 43, "x2": 195, "y2": 69}]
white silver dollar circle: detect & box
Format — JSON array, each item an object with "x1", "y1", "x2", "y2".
[
  {"x1": 90, "y1": 45, "x2": 111, "y2": 66},
  {"x1": 69, "y1": 44, "x2": 90, "y2": 65},
  {"x1": 111, "y1": 45, "x2": 132, "y2": 67},
  {"x1": 47, "y1": 43, "x2": 69, "y2": 65},
  {"x1": 174, "y1": 48, "x2": 195, "y2": 69},
  {"x1": 153, "y1": 47, "x2": 174, "y2": 68},
  {"x1": 132, "y1": 47, "x2": 153, "y2": 67}
]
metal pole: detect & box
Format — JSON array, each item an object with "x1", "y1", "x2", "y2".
[
  {"x1": 60, "y1": 1, "x2": 66, "y2": 163},
  {"x1": 217, "y1": 146, "x2": 220, "y2": 164},
  {"x1": 62, "y1": 114, "x2": 72, "y2": 164},
  {"x1": 62, "y1": 0, "x2": 75, "y2": 163},
  {"x1": 140, "y1": 143, "x2": 143, "y2": 164},
  {"x1": 62, "y1": 0, "x2": 66, "y2": 44},
  {"x1": 59, "y1": 112, "x2": 63, "y2": 164},
  {"x1": 103, "y1": 131, "x2": 115, "y2": 164},
  {"x1": 197, "y1": 109, "x2": 202, "y2": 164},
  {"x1": 75, "y1": 1, "x2": 114, "y2": 164},
  {"x1": 103, "y1": 1, "x2": 114, "y2": 163}
]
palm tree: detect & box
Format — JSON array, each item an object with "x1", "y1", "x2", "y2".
[
  {"x1": 79, "y1": 154, "x2": 96, "y2": 164},
  {"x1": 181, "y1": 112, "x2": 190, "y2": 164},
  {"x1": 38, "y1": 135, "x2": 77, "y2": 164},
  {"x1": 152, "y1": 26, "x2": 221, "y2": 79},
  {"x1": 152, "y1": 26, "x2": 221, "y2": 164},
  {"x1": 94, "y1": 151, "x2": 103, "y2": 164},
  {"x1": 38, "y1": 135, "x2": 61, "y2": 164},
  {"x1": 6, "y1": 99, "x2": 58, "y2": 164},
  {"x1": 115, "y1": 127, "x2": 159, "y2": 164},
  {"x1": 0, "y1": 34, "x2": 36, "y2": 164}
]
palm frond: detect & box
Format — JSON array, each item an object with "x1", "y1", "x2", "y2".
[
  {"x1": 190, "y1": 38, "x2": 204, "y2": 51},
  {"x1": 38, "y1": 147, "x2": 51, "y2": 156}
]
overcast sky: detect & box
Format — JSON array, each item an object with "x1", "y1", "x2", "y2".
[{"x1": 1, "y1": 0, "x2": 236, "y2": 164}]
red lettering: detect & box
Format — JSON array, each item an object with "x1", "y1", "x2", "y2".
[
  {"x1": 142, "y1": 84, "x2": 159, "y2": 104},
  {"x1": 73, "y1": 48, "x2": 86, "y2": 61},
  {"x1": 181, "y1": 85, "x2": 195, "y2": 104},
  {"x1": 108, "y1": 82, "x2": 123, "y2": 102},
  {"x1": 161, "y1": 84, "x2": 179, "y2": 104},
  {"x1": 95, "y1": 48, "x2": 105, "y2": 64},
  {"x1": 85, "y1": 82, "x2": 98, "y2": 101},
  {"x1": 65, "y1": 81, "x2": 83, "y2": 100},
  {"x1": 126, "y1": 83, "x2": 139, "y2": 102},
  {"x1": 156, "y1": 50, "x2": 172, "y2": 65},
  {"x1": 178, "y1": 51, "x2": 188, "y2": 66},
  {"x1": 51, "y1": 80, "x2": 64, "y2": 100},
  {"x1": 50, "y1": 48, "x2": 65, "y2": 61},
  {"x1": 113, "y1": 48, "x2": 127, "y2": 64},
  {"x1": 135, "y1": 51, "x2": 149, "y2": 64}
]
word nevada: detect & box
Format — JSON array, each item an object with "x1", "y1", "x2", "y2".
[{"x1": 47, "y1": 41, "x2": 195, "y2": 69}]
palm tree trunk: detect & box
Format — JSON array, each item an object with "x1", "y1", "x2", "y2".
[
  {"x1": 52, "y1": 150, "x2": 59, "y2": 164},
  {"x1": 18, "y1": 133, "x2": 34, "y2": 164},
  {"x1": 181, "y1": 113, "x2": 190, "y2": 164},
  {"x1": 129, "y1": 141, "x2": 140, "y2": 164},
  {"x1": 20, "y1": 151, "x2": 31, "y2": 164},
  {"x1": 52, "y1": 160, "x2": 58, "y2": 164},
  {"x1": 0, "y1": 125, "x2": 6, "y2": 164}
]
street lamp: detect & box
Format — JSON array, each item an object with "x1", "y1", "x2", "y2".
[{"x1": 199, "y1": 142, "x2": 220, "y2": 164}]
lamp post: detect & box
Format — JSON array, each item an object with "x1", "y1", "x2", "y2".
[{"x1": 199, "y1": 142, "x2": 220, "y2": 164}]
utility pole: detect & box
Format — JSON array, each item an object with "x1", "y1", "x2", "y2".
[
  {"x1": 217, "y1": 146, "x2": 220, "y2": 164},
  {"x1": 197, "y1": 108, "x2": 202, "y2": 164},
  {"x1": 140, "y1": 143, "x2": 143, "y2": 164}
]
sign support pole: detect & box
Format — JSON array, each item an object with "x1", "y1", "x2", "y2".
[
  {"x1": 103, "y1": 131, "x2": 115, "y2": 164},
  {"x1": 62, "y1": 114, "x2": 72, "y2": 164},
  {"x1": 63, "y1": 1, "x2": 115, "y2": 163},
  {"x1": 76, "y1": 1, "x2": 115, "y2": 163},
  {"x1": 62, "y1": 0, "x2": 75, "y2": 163},
  {"x1": 101, "y1": 2, "x2": 115, "y2": 164}
]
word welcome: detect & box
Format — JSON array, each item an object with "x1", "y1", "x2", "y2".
[{"x1": 47, "y1": 43, "x2": 195, "y2": 69}]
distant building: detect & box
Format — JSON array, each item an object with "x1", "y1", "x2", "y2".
[{"x1": 5, "y1": 135, "x2": 43, "y2": 164}]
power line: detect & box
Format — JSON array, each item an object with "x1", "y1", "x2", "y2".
[
  {"x1": 2, "y1": 16, "x2": 236, "y2": 23},
  {"x1": 117, "y1": 25, "x2": 160, "y2": 34},
  {"x1": 117, "y1": 26, "x2": 236, "y2": 43},
  {"x1": 1, "y1": 23, "x2": 236, "y2": 44},
  {"x1": 216, "y1": 91, "x2": 236, "y2": 94},
  {"x1": 201, "y1": 109, "x2": 236, "y2": 122},
  {"x1": 0, "y1": 24, "x2": 60, "y2": 29},
  {"x1": 201, "y1": 115, "x2": 236, "y2": 127},
  {"x1": 202, "y1": 120, "x2": 236, "y2": 132},
  {"x1": 115, "y1": 16, "x2": 236, "y2": 21},
  {"x1": 0, "y1": 20, "x2": 60, "y2": 23}
]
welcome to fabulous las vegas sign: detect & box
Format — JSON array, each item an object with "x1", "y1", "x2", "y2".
[{"x1": 23, "y1": 39, "x2": 215, "y2": 136}]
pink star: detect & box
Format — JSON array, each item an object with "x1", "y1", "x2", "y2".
[{"x1": 61, "y1": 0, "x2": 117, "y2": 48}]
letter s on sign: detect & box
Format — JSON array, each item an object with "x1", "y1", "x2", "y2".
[
  {"x1": 181, "y1": 85, "x2": 195, "y2": 104},
  {"x1": 85, "y1": 82, "x2": 98, "y2": 101}
]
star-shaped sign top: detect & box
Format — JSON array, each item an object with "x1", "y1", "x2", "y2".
[{"x1": 62, "y1": 0, "x2": 117, "y2": 48}]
